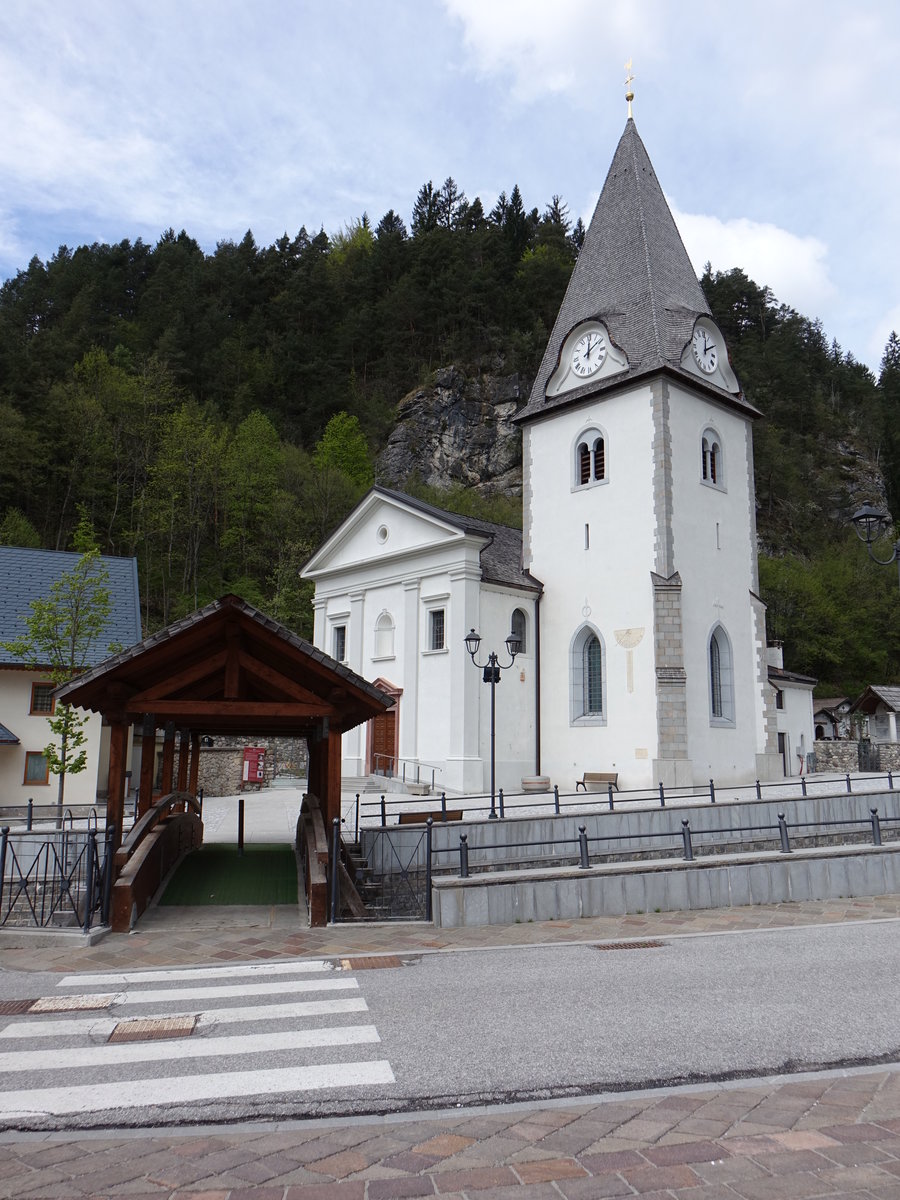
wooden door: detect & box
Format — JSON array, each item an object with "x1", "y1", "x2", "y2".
[{"x1": 371, "y1": 710, "x2": 396, "y2": 776}]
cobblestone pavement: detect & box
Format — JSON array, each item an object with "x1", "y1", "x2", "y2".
[{"x1": 2, "y1": 1066, "x2": 900, "y2": 1198}]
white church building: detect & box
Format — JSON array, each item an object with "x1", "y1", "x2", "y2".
[{"x1": 302, "y1": 115, "x2": 800, "y2": 794}]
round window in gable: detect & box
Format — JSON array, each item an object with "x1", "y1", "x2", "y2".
[{"x1": 376, "y1": 524, "x2": 389, "y2": 544}]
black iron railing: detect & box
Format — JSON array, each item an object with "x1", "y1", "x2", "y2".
[
  {"x1": 331, "y1": 815, "x2": 433, "y2": 923},
  {"x1": 0, "y1": 825, "x2": 114, "y2": 932}
]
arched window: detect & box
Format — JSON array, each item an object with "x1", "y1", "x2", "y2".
[
  {"x1": 701, "y1": 429, "x2": 723, "y2": 487},
  {"x1": 510, "y1": 608, "x2": 527, "y2": 655},
  {"x1": 574, "y1": 428, "x2": 608, "y2": 489},
  {"x1": 374, "y1": 611, "x2": 395, "y2": 659},
  {"x1": 570, "y1": 626, "x2": 606, "y2": 724},
  {"x1": 709, "y1": 624, "x2": 735, "y2": 723}
]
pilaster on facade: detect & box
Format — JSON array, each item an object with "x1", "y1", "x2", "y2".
[
  {"x1": 521, "y1": 424, "x2": 534, "y2": 571},
  {"x1": 652, "y1": 570, "x2": 690, "y2": 769},
  {"x1": 448, "y1": 563, "x2": 482, "y2": 772},
  {"x1": 401, "y1": 578, "x2": 420, "y2": 761},
  {"x1": 311, "y1": 597, "x2": 327, "y2": 650},
  {"x1": 650, "y1": 378, "x2": 675, "y2": 580}
]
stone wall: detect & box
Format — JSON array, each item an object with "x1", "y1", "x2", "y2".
[
  {"x1": 813, "y1": 739, "x2": 900, "y2": 774},
  {"x1": 196, "y1": 737, "x2": 309, "y2": 797}
]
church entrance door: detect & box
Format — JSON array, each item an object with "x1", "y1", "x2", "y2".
[{"x1": 371, "y1": 709, "x2": 396, "y2": 776}]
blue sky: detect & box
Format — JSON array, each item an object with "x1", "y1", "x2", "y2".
[{"x1": 1, "y1": 0, "x2": 898, "y2": 371}]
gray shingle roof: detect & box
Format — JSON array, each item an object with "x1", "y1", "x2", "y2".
[
  {"x1": 852, "y1": 685, "x2": 900, "y2": 713},
  {"x1": 517, "y1": 119, "x2": 757, "y2": 423},
  {"x1": 373, "y1": 487, "x2": 542, "y2": 593},
  {"x1": 0, "y1": 721, "x2": 19, "y2": 745},
  {"x1": 0, "y1": 546, "x2": 142, "y2": 668}
]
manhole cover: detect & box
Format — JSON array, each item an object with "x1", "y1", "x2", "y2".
[
  {"x1": 29, "y1": 994, "x2": 115, "y2": 1012},
  {"x1": 108, "y1": 1016, "x2": 196, "y2": 1043},
  {"x1": 341, "y1": 956, "x2": 403, "y2": 970},
  {"x1": 591, "y1": 940, "x2": 665, "y2": 951},
  {"x1": 0, "y1": 999, "x2": 36, "y2": 1015}
]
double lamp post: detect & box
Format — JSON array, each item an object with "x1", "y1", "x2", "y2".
[{"x1": 464, "y1": 627, "x2": 521, "y2": 819}]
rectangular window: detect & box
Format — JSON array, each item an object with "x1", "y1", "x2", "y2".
[
  {"x1": 30, "y1": 683, "x2": 55, "y2": 715},
  {"x1": 332, "y1": 624, "x2": 347, "y2": 662},
  {"x1": 429, "y1": 608, "x2": 445, "y2": 651},
  {"x1": 24, "y1": 751, "x2": 50, "y2": 785},
  {"x1": 775, "y1": 689, "x2": 784, "y2": 710}
]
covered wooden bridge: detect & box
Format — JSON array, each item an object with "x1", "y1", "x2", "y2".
[{"x1": 57, "y1": 594, "x2": 391, "y2": 927}]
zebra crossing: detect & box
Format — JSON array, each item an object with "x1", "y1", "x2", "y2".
[{"x1": 0, "y1": 958, "x2": 395, "y2": 1124}]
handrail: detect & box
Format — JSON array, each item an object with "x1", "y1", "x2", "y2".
[{"x1": 115, "y1": 791, "x2": 200, "y2": 872}]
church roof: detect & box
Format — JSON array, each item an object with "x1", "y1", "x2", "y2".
[
  {"x1": 517, "y1": 119, "x2": 758, "y2": 423},
  {"x1": 372, "y1": 487, "x2": 542, "y2": 593}
]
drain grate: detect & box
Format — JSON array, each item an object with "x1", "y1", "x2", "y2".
[
  {"x1": 29, "y1": 994, "x2": 115, "y2": 1012},
  {"x1": 0, "y1": 999, "x2": 36, "y2": 1015},
  {"x1": 591, "y1": 940, "x2": 665, "y2": 951},
  {"x1": 341, "y1": 955, "x2": 403, "y2": 970},
  {"x1": 108, "y1": 1016, "x2": 196, "y2": 1043}
]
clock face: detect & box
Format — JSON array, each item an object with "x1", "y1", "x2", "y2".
[
  {"x1": 692, "y1": 327, "x2": 718, "y2": 374},
  {"x1": 572, "y1": 330, "x2": 607, "y2": 378}
]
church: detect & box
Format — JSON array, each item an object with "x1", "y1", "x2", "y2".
[{"x1": 301, "y1": 112, "x2": 792, "y2": 794}]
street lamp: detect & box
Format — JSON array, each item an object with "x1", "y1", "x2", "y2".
[
  {"x1": 464, "y1": 628, "x2": 521, "y2": 818},
  {"x1": 850, "y1": 503, "x2": 900, "y2": 591}
]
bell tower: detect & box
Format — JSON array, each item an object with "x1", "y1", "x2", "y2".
[{"x1": 516, "y1": 91, "x2": 780, "y2": 789}]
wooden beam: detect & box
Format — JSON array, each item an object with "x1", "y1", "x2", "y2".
[
  {"x1": 323, "y1": 728, "x2": 343, "y2": 828},
  {"x1": 127, "y1": 651, "x2": 228, "y2": 704},
  {"x1": 106, "y1": 719, "x2": 129, "y2": 853},
  {"x1": 237, "y1": 649, "x2": 323, "y2": 702},
  {"x1": 125, "y1": 700, "x2": 337, "y2": 718},
  {"x1": 224, "y1": 622, "x2": 241, "y2": 699},
  {"x1": 138, "y1": 713, "x2": 156, "y2": 817}
]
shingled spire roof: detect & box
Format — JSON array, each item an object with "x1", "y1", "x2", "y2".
[{"x1": 517, "y1": 119, "x2": 755, "y2": 421}]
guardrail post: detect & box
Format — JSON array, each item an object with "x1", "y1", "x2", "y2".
[
  {"x1": 330, "y1": 818, "x2": 341, "y2": 923},
  {"x1": 27, "y1": 798, "x2": 33, "y2": 831},
  {"x1": 459, "y1": 834, "x2": 469, "y2": 878},
  {"x1": 755, "y1": 779, "x2": 762, "y2": 800},
  {"x1": 380, "y1": 795, "x2": 387, "y2": 826},
  {"x1": 83, "y1": 830, "x2": 97, "y2": 935},
  {"x1": 608, "y1": 783, "x2": 615, "y2": 811},
  {"x1": 659, "y1": 782, "x2": 666, "y2": 808},
  {"x1": 0, "y1": 827, "x2": 8, "y2": 912},
  {"x1": 889, "y1": 770, "x2": 894, "y2": 791},
  {"x1": 778, "y1": 813, "x2": 791, "y2": 854},
  {"x1": 871, "y1": 807, "x2": 883, "y2": 846},
  {"x1": 578, "y1": 825, "x2": 590, "y2": 869},
  {"x1": 681, "y1": 819, "x2": 693, "y2": 861},
  {"x1": 846, "y1": 772, "x2": 852, "y2": 793},
  {"x1": 709, "y1": 779, "x2": 716, "y2": 804},
  {"x1": 553, "y1": 785, "x2": 560, "y2": 815},
  {"x1": 425, "y1": 818, "x2": 433, "y2": 921},
  {"x1": 441, "y1": 792, "x2": 448, "y2": 822},
  {"x1": 801, "y1": 776, "x2": 807, "y2": 796},
  {"x1": 498, "y1": 788, "x2": 505, "y2": 819}
]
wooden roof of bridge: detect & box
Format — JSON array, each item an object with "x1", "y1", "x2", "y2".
[{"x1": 56, "y1": 593, "x2": 391, "y2": 735}]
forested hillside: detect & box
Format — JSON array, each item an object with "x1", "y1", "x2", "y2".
[{"x1": 0, "y1": 176, "x2": 898, "y2": 693}]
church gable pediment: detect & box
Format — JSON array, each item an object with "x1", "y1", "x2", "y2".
[{"x1": 302, "y1": 489, "x2": 469, "y2": 579}]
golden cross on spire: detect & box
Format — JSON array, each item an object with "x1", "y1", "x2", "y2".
[{"x1": 624, "y1": 59, "x2": 635, "y2": 118}]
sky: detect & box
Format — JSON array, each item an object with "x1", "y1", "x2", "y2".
[{"x1": 1, "y1": 0, "x2": 898, "y2": 373}]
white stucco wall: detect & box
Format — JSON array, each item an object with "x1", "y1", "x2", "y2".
[
  {"x1": 774, "y1": 682, "x2": 815, "y2": 775},
  {"x1": 524, "y1": 387, "x2": 659, "y2": 791},
  {"x1": 0, "y1": 669, "x2": 105, "y2": 808},
  {"x1": 667, "y1": 384, "x2": 763, "y2": 785}
]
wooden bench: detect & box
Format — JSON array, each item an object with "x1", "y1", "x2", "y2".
[
  {"x1": 398, "y1": 809, "x2": 463, "y2": 825},
  {"x1": 575, "y1": 772, "x2": 618, "y2": 792}
]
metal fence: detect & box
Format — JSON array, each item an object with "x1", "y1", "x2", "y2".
[
  {"x1": 0, "y1": 825, "x2": 114, "y2": 932},
  {"x1": 331, "y1": 815, "x2": 433, "y2": 923}
]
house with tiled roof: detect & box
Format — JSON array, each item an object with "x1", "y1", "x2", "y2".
[
  {"x1": 0, "y1": 546, "x2": 141, "y2": 807},
  {"x1": 303, "y1": 114, "x2": 795, "y2": 793},
  {"x1": 849, "y1": 686, "x2": 900, "y2": 744}
]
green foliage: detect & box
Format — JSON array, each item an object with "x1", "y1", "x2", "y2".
[{"x1": 0, "y1": 508, "x2": 40, "y2": 547}]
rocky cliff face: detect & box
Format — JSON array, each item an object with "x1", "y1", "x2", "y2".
[{"x1": 376, "y1": 367, "x2": 527, "y2": 497}]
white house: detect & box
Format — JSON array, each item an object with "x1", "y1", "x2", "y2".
[
  {"x1": 303, "y1": 114, "x2": 803, "y2": 793},
  {"x1": 0, "y1": 546, "x2": 142, "y2": 808},
  {"x1": 767, "y1": 646, "x2": 816, "y2": 775}
]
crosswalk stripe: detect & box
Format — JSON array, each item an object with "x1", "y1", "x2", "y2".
[
  {"x1": 0, "y1": 1060, "x2": 396, "y2": 1118},
  {"x1": 115, "y1": 977, "x2": 359, "y2": 1004},
  {"x1": 0, "y1": 997, "x2": 369, "y2": 1041},
  {"x1": 59, "y1": 960, "x2": 333, "y2": 987},
  {"x1": 0, "y1": 1025, "x2": 381, "y2": 1073}
]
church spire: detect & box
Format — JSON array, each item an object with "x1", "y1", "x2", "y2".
[{"x1": 519, "y1": 117, "x2": 734, "y2": 420}]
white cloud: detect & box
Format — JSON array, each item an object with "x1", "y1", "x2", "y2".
[
  {"x1": 869, "y1": 306, "x2": 900, "y2": 372},
  {"x1": 671, "y1": 205, "x2": 837, "y2": 321}
]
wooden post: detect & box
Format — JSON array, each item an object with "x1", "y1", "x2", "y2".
[
  {"x1": 106, "y1": 719, "x2": 129, "y2": 853},
  {"x1": 161, "y1": 722, "x2": 176, "y2": 794},
  {"x1": 188, "y1": 732, "x2": 201, "y2": 798},
  {"x1": 138, "y1": 714, "x2": 156, "y2": 817},
  {"x1": 176, "y1": 728, "x2": 190, "y2": 793},
  {"x1": 324, "y1": 727, "x2": 343, "y2": 828}
]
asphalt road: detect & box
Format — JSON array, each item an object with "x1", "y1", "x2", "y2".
[{"x1": 0, "y1": 919, "x2": 897, "y2": 1131}]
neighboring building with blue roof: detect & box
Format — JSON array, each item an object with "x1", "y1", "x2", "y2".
[{"x1": 0, "y1": 546, "x2": 142, "y2": 808}]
